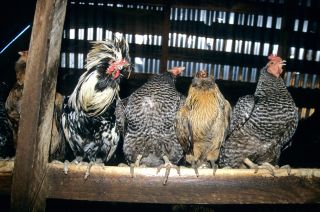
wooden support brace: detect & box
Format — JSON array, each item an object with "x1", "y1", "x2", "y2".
[{"x1": 10, "y1": 0, "x2": 67, "y2": 211}]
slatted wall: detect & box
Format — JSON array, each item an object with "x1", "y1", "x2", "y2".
[{"x1": 58, "y1": 0, "x2": 320, "y2": 119}]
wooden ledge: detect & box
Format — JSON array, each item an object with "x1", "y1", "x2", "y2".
[
  {"x1": 47, "y1": 161, "x2": 320, "y2": 204},
  {"x1": 0, "y1": 159, "x2": 14, "y2": 196}
]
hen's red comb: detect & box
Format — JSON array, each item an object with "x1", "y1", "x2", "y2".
[{"x1": 268, "y1": 54, "x2": 282, "y2": 62}]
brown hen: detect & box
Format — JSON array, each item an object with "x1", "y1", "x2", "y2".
[{"x1": 175, "y1": 70, "x2": 231, "y2": 176}]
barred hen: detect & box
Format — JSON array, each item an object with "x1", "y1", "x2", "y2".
[
  {"x1": 218, "y1": 55, "x2": 299, "y2": 174},
  {"x1": 175, "y1": 70, "x2": 231, "y2": 176},
  {"x1": 0, "y1": 82, "x2": 14, "y2": 158},
  {"x1": 61, "y1": 37, "x2": 132, "y2": 178},
  {"x1": 116, "y1": 67, "x2": 185, "y2": 184},
  {"x1": 5, "y1": 51, "x2": 28, "y2": 148}
]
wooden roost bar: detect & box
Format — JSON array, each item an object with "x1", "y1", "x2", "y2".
[{"x1": 0, "y1": 0, "x2": 320, "y2": 211}]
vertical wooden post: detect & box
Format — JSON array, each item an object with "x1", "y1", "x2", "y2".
[
  {"x1": 278, "y1": 0, "x2": 292, "y2": 58},
  {"x1": 10, "y1": 0, "x2": 67, "y2": 211},
  {"x1": 160, "y1": 2, "x2": 170, "y2": 72}
]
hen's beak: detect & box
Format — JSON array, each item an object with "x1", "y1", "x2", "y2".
[{"x1": 281, "y1": 60, "x2": 286, "y2": 66}]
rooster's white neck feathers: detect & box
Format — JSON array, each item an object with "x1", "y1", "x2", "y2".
[{"x1": 68, "y1": 37, "x2": 128, "y2": 116}]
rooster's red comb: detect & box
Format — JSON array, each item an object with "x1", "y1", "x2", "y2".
[{"x1": 268, "y1": 54, "x2": 283, "y2": 62}]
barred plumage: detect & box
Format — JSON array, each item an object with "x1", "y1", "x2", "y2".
[
  {"x1": 219, "y1": 56, "x2": 299, "y2": 168},
  {"x1": 116, "y1": 68, "x2": 185, "y2": 170}
]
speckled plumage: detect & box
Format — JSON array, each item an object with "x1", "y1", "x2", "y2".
[
  {"x1": 175, "y1": 71, "x2": 231, "y2": 170},
  {"x1": 219, "y1": 62, "x2": 299, "y2": 168},
  {"x1": 116, "y1": 70, "x2": 185, "y2": 167},
  {"x1": 61, "y1": 37, "x2": 131, "y2": 164}
]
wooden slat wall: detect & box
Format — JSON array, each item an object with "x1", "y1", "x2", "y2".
[{"x1": 58, "y1": 0, "x2": 320, "y2": 119}]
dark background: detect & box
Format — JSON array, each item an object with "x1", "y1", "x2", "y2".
[{"x1": 0, "y1": 0, "x2": 37, "y2": 95}]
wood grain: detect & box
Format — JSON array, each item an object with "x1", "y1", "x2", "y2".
[
  {"x1": 47, "y1": 162, "x2": 320, "y2": 204},
  {"x1": 10, "y1": 0, "x2": 67, "y2": 211}
]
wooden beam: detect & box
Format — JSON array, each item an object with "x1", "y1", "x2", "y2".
[
  {"x1": 0, "y1": 160, "x2": 14, "y2": 197},
  {"x1": 159, "y1": 2, "x2": 170, "y2": 72},
  {"x1": 10, "y1": 0, "x2": 67, "y2": 211},
  {"x1": 47, "y1": 162, "x2": 320, "y2": 204}
]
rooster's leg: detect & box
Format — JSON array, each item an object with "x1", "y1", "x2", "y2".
[
  {"x1": 130, "y1": 154, "x2": 142, "y2": 178},
  {"x1": 63, "y1": 156, "x2": 83, "y2": 175},
  {"x1": 84, "y1": 161, "x2": 93, "y2": 180},
  {"x1": 63, "y1": 160, "x2": 69, "y2": 174},
  {"x1": 157, "y1": 155, "x2": 180, "y2": 185}
]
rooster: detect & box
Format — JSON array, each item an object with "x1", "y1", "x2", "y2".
[
  {"x1": 116, "y1": 67, "x2": 185, "y2": 185},
  {"x1": 61, "y1": 36, "x2": 132, "y2": 178},
  {"x1": 218, "y1": 55, "x2": 299, "y2": 175},
  {"x1": 0, "y1": 82, "x2": 14, "y2": 158},
  {"x1": 5, "y1": 51, "x2": 28, "y2": 148},
  {"x1": 175, "y1": 70, "x2": 231, "y2": 176}
]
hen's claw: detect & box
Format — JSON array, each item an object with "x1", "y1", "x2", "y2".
[
  {"x1": 191, "y1": 160, "x2": 199, "y2": 177},
  {"x1": 157, "y1": 156, "x2": 180, "y2": 185},
  {"x1": 130, "y1": 154, "x2": 142, "y2": 178}
]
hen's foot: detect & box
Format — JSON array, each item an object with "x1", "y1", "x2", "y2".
[
  {"x1": 244, "y1": 158, "x2": 284, "y2": 176},
  {"x1": 275, "y1": 164, "x2": 291, "y2": 175},
  {"x1": 157, "y1": 155, "x2": 180, "y2": 185},
  {"x1": 130, "y1": 154, "x2": 142, "y2": 178},
  {"x1": 191, "y1": 160, "x2": 199, "y2": 177},
  {"x1": 209, "y1": 160, "x2": 218, "y2": 176}
]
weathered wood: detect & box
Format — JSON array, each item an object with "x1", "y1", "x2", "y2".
[
  {"x1": 10, "y1": 0, "x2": 67, "y2": 211},
  {"x1": 47, "y1": 162, "x2": 320, "y2": 204},
  {"x1": 159, "y1": 2, "x2": 170, "y2": 72},
  {"x1": 0, "y1": 160, "x2": 14, "y2": 197}
]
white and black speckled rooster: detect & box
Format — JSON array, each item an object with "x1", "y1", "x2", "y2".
[
  {"x1": 218, "y1": 55, "x2": 299, "y2": 175},
  {"x1": 115, "y1": 67, "x2": 185, "y2": 185},
  {"x1": 0, "y1": 82, "x2": 15, "y2": 158},
  {"x1": 61, "y1": 36, "x2": 132, "y2": 178}
]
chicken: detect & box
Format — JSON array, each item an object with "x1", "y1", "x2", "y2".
[
  {"x1": 116, "y1": 67, "x2": 185, "y2": 184},
  {"x1": 175, "y1": 70, "x2": 231, "y2": 176},
  {"x1": 5, "y1": 50, "x2": 28, "y2": 148},
  {"x1": 0, "y1": 82, "x2": 15, "y2": 158},
  {"x1": 61, "y1": 36, "x2": 132, "y2": 178},
  {"x1": 218, "y1": 55, "x2": 299, "y2": 175}
]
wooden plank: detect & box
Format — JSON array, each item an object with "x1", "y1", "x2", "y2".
[
  {"x1": 0, "y1": 160, "x2": 14, "y2": 197},
  {"x1": 159, "y1": 2, "x2": 170, "y2": 72},
  {"x1": 10, "y1": 0, "x2": 68, "y2": 211},
  {"x1": 47, "y1": 162, "x2": 320, "y2": 204}
]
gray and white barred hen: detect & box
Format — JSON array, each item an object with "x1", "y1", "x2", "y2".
[
  {"x1": 61, "y1": 36, "x2": 132, "y2": 178},
  {"x1": 218, "y1": 55, "x2": 298, "y2": 174},
  {"x1": 116, "y1": 67, "x2": 185, "y2": 184}
]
